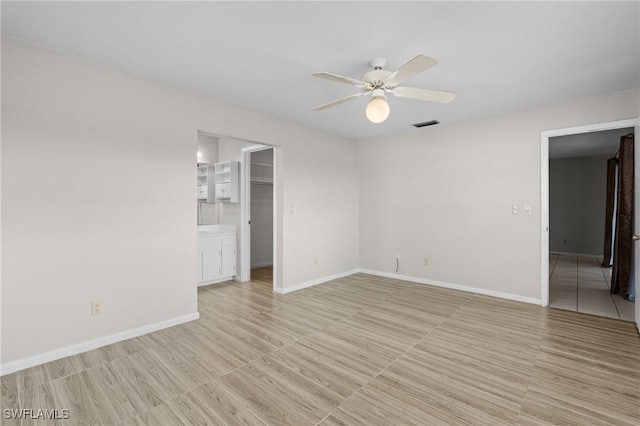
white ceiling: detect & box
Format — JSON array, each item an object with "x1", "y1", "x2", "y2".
[
  {"x1": 1, "y1": 1, "x2": 639, "y2": 140},
  {"x1": 550, "y1": 128, "x2": 634, "y2": 160}
]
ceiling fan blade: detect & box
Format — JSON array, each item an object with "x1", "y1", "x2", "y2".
[
  {"x1": 313, "y1": 72, "x2": 368, "y2": 88},
  {"x1": 392, "y1": 86, "x2": 456, "y2": 103},
  {"x1": 313, "y1": 92, "x2": 367, "y2": 111},
  {"x1": 385, "y1": 55, "x2": 438, "y2": 86}
]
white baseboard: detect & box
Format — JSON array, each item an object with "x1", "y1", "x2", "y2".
[
  {"x1": 550, "y1": 251, "x2": 603, "y2": 259},
  {"x1": 274, "y1": 269, "x2": 359, "y2": 294},
  {"x1": 274, "y1": 268, "x2": 542, "y2": 305},
  {"x1": 251, "y1": 262, "x2": 273, "y2": 269},
  {"x1": 1, "y1": 312, "x2": 200, "y2": 376},
  {"x1": 198, "y1": 276, "x2": 235, "y2": 287},
  {"x1": 358, "y1": 269, "x2": 542, "y2": 306}
]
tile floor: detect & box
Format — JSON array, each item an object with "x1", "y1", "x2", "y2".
[{"x1": 549, "y1": 253, "x2": 635, "y2": 321}]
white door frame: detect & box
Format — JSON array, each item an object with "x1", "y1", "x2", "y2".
[
  {"x1": 240, "y1": 145, "x2": 278, "y2": 289},
  {"x1": 635, "y1": 119, "x2": 640, "y2": 332},
  {"x1": 540, "y1": 118, "x2": 639, "y2": 307}
]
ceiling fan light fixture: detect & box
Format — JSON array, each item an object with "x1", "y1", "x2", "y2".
[
  {"x1": 313, "y1": 54, "x2": 455, "y2": 124},
  {"x1": 365, "y1": 90, "x2": 390, "y2": 123}
]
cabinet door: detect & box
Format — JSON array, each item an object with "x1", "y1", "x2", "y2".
[
  {"x1": 202, "y1": 248, "x2": 222, "y2": 280},
  {"x1": 221, "y1": 246, "x2": 236, "y2": 277},
  {"x1": 215, "y1": 183, "x2": 231, "y2": 199},
  {"x1": 197, "y1": 249, "x2": 203, "y2": 280}
]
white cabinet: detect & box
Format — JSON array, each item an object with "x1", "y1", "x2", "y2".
[
  {"x1": 221, "y1": 246, "x2": 236, "y2": 276},
  {"x1": 197, "y1": 164, "x2": 215, "y2": 202},
  {"x1": 202, "y1": 248, "x2": 223, "y2": 281},
  {"x1": 197, "y1": 228, "x2": 237, "y2": 286},
  {"x1": 214, "y1": 161, "x2": 239, "y2": 203}
]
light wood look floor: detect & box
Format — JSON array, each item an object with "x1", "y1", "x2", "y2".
[
  {"x1": 2, "y1": 273, "x2": 639, "y2": 425},
  {"x1": 250, "y1": 266, "x2": 273, "y2": 286}
]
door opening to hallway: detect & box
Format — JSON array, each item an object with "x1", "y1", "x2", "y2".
[
  {"x1": 549, "y1": 253, "x2": 634, "y2": 320},
  {"x1": 547, "y1": 127, "x2": 636, "y2": 321}
]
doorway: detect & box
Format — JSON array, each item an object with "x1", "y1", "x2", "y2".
[
  {"x1": 248, "y1": 148, "x2": 274, "y2": 287},
  {"x1": 548, "y1": 129, "x2": 634, "y2": 320},
  {"x1": 541, "y1": 119, "x2": 639, "y2": 329},
  {"x1": 240, "y1": 144, "x2": 278, "y2": 290},
  {"x1": 196, "y1": 132, "x2": 281, "y2": 291}
]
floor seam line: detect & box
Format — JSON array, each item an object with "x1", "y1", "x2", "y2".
[{"x1": 313, "y1": 326, "x2": 438, "y2": 426}]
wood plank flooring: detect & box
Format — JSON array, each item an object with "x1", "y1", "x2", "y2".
[{"x1": 1, "y1": 273, "x2": 639, "y2": 425}]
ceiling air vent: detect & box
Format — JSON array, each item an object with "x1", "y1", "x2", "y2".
[{"x1": 413, "y1": 120, "x2": 440, "y2": 128}]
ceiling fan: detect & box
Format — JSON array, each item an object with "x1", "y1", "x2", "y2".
[{"x1": 312, "y1": 55, "x2": 456, "y2": 123}]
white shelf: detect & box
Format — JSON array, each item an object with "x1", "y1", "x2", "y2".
[
  {"x1": 214, "y1": 161, "x2": 239, "y2": 203},
  {"x1": 196, "y1": 164, "x2": 215, "y2": 201},
  {"x1": 250, "y1": 162, "x2": 273, "y2": 185}
]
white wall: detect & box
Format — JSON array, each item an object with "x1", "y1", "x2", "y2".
[
  {"x1": 1, "y1": 37, "x2": 359, "y2": 369},
  {"x1": 549, "y1": 154, "x2": 610, "y2": 256},
  {"x1": 196, "y1": 133, "x2": 218, "y2": 164},
  {"x1": 359, "y1": 89, "x2": 639, "y2": 301}
]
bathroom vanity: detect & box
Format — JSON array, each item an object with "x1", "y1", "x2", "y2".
[{"x1": 197, "y1": 225, "x2": 237, "y2": 286}]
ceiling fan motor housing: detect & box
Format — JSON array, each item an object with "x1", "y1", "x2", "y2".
[
  {"x1": 362, "y1": 69, "x2": 393, "y2": 89},
  {"x1": 370, "y1": 88, "x2": 386, "y2": 99}
]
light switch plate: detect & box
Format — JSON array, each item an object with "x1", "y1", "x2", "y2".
[
  {"x1": 512, "y1": 205, "x2": 519, "y2": 215},
  {"x1": 523, "y1": 205, "x2": 532, "y2": 215}
]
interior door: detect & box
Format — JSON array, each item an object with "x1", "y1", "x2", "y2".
[{"x1": 635, "y1": 121, "x2": 639, "y2": 332}]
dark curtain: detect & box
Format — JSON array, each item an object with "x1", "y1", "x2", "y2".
[
  {"x1": 611, "y1": 134, "x2": 634, "y2": 297},
  {"x1": 601, "y1": 157, "x2": 617, "y2": 267}
]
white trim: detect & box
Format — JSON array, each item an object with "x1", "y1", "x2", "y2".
[
  {"x1": 359, "y1": 269, "x2": 542, "y2": 305},
  {"x1": 251, "y1": 261, "x2": 273, "y2": 269},
  {"x1": 1, "y1": 312, "x2": 199, "y2": 376},
  {"x1": 541, "y1": 118, "x2": 640, "y2": 308},
  {"x1": 541, "y1": 130, "x2": 550, "y2": 307},
  {"x1": 240, "y1": 145, "x2": 277, "y2": 289},
  {"x1": 549, "y1": 251, "x2": 603, "y2": 259},
  {"x1": 274, "y1": 269, "x2": 359, "y2": 294},
  {"x1": 635, "y1": 118, "x2": 640, "y2": 333},
  {"x1": 198, "y1": 276, "x2": 235, "y2": 286},
  {"x1": 275, "y1": 268, "x2": 541, "y2": 305}
]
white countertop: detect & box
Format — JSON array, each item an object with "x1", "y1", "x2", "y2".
[{"x1": 197, "y1": 224, "x2": 237, "y2": 236}]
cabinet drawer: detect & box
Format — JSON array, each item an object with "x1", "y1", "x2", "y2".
[
  {"x1": 221, "y1": 235, "x2": 235, "y2": 247},
  {"x1": 197, "y1": 236, "x2": 222, "y2": 249}
]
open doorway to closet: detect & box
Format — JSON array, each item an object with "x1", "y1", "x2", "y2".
[{"x1": 246, "y1": 147, "x2": 274, "y2": 287}]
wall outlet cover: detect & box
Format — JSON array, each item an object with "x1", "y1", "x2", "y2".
[{"x1": 91, "y1": 300, "x2": 102, "y2": 316}]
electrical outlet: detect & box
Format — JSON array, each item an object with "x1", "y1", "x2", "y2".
[
  {"x1": 423, "y1": 257, "x2": 429, "y2": 266},
  {"x1": 91, "y1": 300, "x2": 102, "y2": 316}
]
